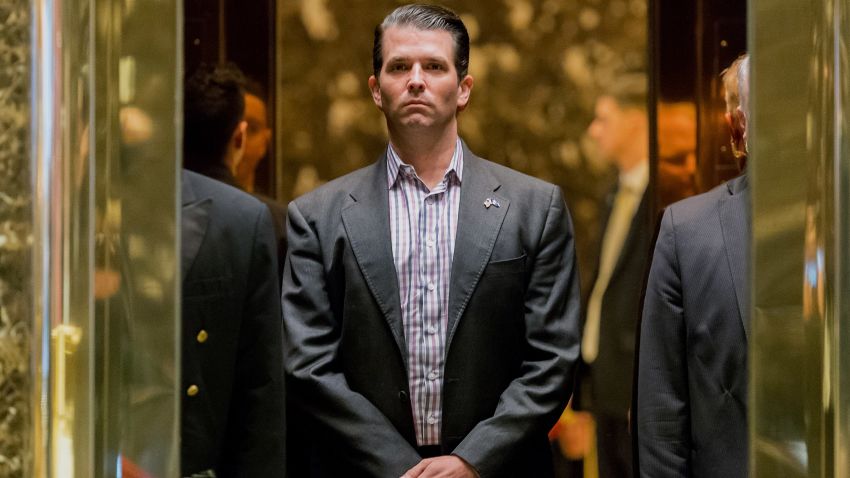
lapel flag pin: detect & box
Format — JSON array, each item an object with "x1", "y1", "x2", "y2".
[{"x1": 484, "y1": 198, "x2": 501, "y2": 209}]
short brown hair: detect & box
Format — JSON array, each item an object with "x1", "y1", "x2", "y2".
[{"x1": 372, "y1": 4, "x2": 470, "y2": 82}]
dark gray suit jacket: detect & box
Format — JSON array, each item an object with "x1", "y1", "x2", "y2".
[
  {"x1": 586, "y1": 188, "x2": 651, "y2": 417},
  {"x1": 181, "y1": 170, "x2": 286, "y2": 476},
  {"x1": 281, "y1": 145, "x2": 581, "y2": 478},
  {"x1": 636, "y1": 174, "x2": 749, "y2": 477}
]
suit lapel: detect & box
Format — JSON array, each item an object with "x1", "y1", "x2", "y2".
[
  {"x1": 341, "y1": 159, "x2": 407, "y2": 363},
  {"x1": 181, "y1": 172, "x2": 211, "y2": 283},
  {"x1": 718, "y1": 175, "x2": 750, "y2": 341},
  {"x1": 446, "y1": 151, "x2": 509, "y2": 350}
]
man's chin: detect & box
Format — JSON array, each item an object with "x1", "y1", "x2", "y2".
[{"x1": 398, "y1": 117, "x2": 433, "y2": 129}]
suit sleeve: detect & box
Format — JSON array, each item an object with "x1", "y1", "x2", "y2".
[
  {"x1": 225, "y1": 206, "x2": 287, "y2": 475},
  {"x1": 636, "y1": 207, "x2": 691, "y2": 477},
  {"x1": 281, "y1": 200, "x2": 421, "y2": 476},
  {"x1": 452, "y1": 185, "x2": 581, "y2": 478}
]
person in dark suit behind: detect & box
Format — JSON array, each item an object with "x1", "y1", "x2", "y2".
[
  {"x1": 281, "y1": 4, "x2": 581, "y2": 478},
  {"x1": 184, "y1": 64, "x2": 287, "y2": 276},
  {"x1": 180, "y1": 64, "x2": 286, "y2": 477},
  {"x1": 635, "y1": 53, "x2": 750, "y2": 477},
  {"x1": 578, "y1": 76, "x2": 651, "y2": 478}
]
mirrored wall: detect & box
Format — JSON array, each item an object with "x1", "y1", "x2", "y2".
[
  {"x1": 27, "y1": 0, "x2": 182, "y2": 476},
  {"x1": 749, "y1": 0, "x2": 850, "y2": 476}
]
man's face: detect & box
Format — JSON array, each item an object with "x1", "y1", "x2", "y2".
[
  {"x1": 588, "y1": 96, "x2": 631, "y2": 165},
  {"x1": 242, "y1": 93, "x2": 271, "y2": 168},
  {"x1": 368, "y1": 26, "x2": 472, "y2": 132}
]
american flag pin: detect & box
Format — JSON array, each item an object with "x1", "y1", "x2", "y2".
[{"x1": 484, "y1": 198, "x2": 500, "y2": 209}]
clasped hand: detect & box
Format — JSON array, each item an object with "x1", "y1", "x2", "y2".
[{"x1": 400, "y1": 455, "x2": 479, "y2": 478}]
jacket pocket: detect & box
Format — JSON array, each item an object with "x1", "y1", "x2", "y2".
[{"x1": 484, "y1": 254, "x2": 527, "y2": 275}]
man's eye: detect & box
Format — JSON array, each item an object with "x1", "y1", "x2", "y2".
[
  {"x1": 426, "y1": 63, "x2": 444, "y2": 70},
  {"x1": 389, "y1": 64, "x2": 407, "y2": 72}
]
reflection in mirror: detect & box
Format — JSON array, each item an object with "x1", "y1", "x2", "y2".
[{"x1": 650, "y1": 0, "x2": 746, "y2": 212}]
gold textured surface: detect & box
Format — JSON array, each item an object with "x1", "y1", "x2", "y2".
[{"x1": 749, "y1": 0, "x2": 849, "y2": 475}]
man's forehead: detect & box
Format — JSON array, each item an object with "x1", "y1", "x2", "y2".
[{"x1": 381, "y1": 26, "x2": 455, "y2": 57}]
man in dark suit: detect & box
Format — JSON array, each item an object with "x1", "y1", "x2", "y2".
[
  {"x1": 635, "y1": 54, "x2": 750, "y2": 477},
  {"x1": 281, "y1": 4, "x2": 581, "y2": 478},
  {"x1": 181, "y1": 65, "x2": 286, "y2": 476},
  {"x1": 184, "y1": 63, "x2": 287, "y2": 276},
  {"x1": 579, "y1": 78, "x2": 650, "y2": 478}
]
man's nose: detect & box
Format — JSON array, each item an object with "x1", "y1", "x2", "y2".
[{"x1": 407, "y1": 65, "x2": 425, "y2": 92}]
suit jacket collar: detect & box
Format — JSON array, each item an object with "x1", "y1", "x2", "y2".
[
  {"x1": 181, "y1": 171, "x2": 212, "y2": 282},
  {"x1": 718, "y1": 174, "x2": 750, "y2": 340},
  {"x1": 340, "y1": 143, "x2": 508, "y2": 368}
]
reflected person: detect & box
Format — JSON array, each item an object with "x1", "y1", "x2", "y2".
[
  {"x1": 185, "y1": 64, "x2": 287, "y2": 276},
  {"x1": 234, "y1": 78, "x2": 273, "y2": 195},
  {"x1": 281, "y1": 4, "x2": 581, "y2": 478},
  {"x1": 580, "y1": 77, "x2": 650, "y2": 478},
  {"x1": 181, "y1": 64, "x2": 286, "y2": 476},
  {"x1": 635, "y1": 53, "x2": 750, "y2": 477}
]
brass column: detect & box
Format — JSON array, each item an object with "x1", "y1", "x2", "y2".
[
  {"x1": 28, "y1": 0, "x2": 182, "y2": 476},
  {"x1": 750, "y1": 0, "x2": 850, "y2": 475}
]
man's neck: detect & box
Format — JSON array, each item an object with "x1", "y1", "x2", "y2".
[
  {"x1": 239, "y1": 169, "x2": 256, "y2": 193},
  {"x1": 388, "y1": 125, "x2": 459, "y2": 190}
]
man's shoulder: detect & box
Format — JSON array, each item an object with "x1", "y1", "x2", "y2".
[
  {"x1": 291, "y1": 162, "x2": 378, "y2": 211},
  {"x1": 665, "y1": 176, "x2": 741, "y2": 223},
  {"x1": 659, "y1": 175, "x2": 748, "y2": 250},
  {"x1": 184, "y1": 170, "x2": 266, "y2": 219},
  {"x1": 472, "y1": 155, "x2": 558, "y2": 197}
]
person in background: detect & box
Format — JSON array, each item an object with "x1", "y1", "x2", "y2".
[
  {"x1": 234, "y1": 77, "x2": 273, "y2": 195},
  {"x1": 181, "y1": 62, "x2": 286, "y2": 476},
  {"x1": 184, "y1": 64, "x2": 286, "y2": 276},
  {"x1": 635, "y1": 53, "x2": 750, "y2": 478},
  {"x1": 580, "y1": 76, "x2": 651, "y2": 478}
]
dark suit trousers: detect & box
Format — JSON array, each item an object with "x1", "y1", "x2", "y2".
[{"x1": 596, "y1": 414, "x2": 632, "y2": 478}]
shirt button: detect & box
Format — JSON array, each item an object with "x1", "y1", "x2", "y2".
[
  {"x1": 427, "y1": 370, "x2": 439, "y2": 380},
  {"x1": 426, "y1": 325, "x2": 438, "y2": 335},
  {"x1": 427, "y1": 282, "x2": 435, "y2": 291},
  {"x1": 186, "y1": 385, "x2": 199, "y2": 397},
  {"x1": 426, "y1": 239, "x2": 435, "y2": 248},
  {"x1": 196, "y1": 329, "x2": 208, "y2": 343},
  {"x1": 427, "y1": 415, "x2": 438, "y2": 425}
]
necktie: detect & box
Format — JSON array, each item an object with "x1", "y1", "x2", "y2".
[{"x1": 582, "y1": 184, "x2": 642, "y2": 363}]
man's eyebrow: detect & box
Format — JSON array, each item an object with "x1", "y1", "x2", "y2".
[{"x1": 386, "y1": 55, "x2": 449, "y2": 63}]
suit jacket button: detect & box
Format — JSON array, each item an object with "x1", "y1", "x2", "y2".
[
  {"x1": 196, "y1": 329, "x2": 208, "y2": 343},
  {"x1": 399, "y1": 391, "x2": 408, "y2": 403},
  {"x1": 187, "y1": 385, "x2": 199, "y2": 397}
]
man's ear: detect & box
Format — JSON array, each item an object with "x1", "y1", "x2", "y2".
[
  {"x1": 233, "y1": 120, "x2": 247, "y2": 151},
  {"x1": 368, "y1": 75, "x2": 383, "y2": 110},
  {"x1": 456, "y1": 75, "x2": 474, "y2": 112},
  {"x1": 735, "y1": 105, "x2": 748, "y2": 133},
  {"x1": 735, "y1": 105, "x2": 748, "y2": 154},
  {"x1": 228, "y1": 121, "x2": 247, "y2": 174}
]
